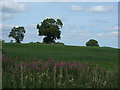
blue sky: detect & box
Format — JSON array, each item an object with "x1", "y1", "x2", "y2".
[{"x1": 1, "y1": 1, "x2": 119, "y2": 48}]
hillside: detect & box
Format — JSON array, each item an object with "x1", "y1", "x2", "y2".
[{"x1": 2, "y1": 43, "x2": 118, "y2": 62}]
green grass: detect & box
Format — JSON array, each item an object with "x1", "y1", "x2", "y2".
[
  {"x1": 2, "y1": 43, "x2": 118, "y2": 61},
  {"x1": 2, "y1": 43, "x2": 118, "y2": 68}
]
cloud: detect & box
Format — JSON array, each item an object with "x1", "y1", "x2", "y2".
[
  {"x1": 70, "y1": 5, "x2": 116, "y2": 13},
  {"x1": 96, "y1": 31, "x2": 119, "y2": 37},
  {"x1": 104, "y1": 26, "x2": 119, "y2": 31},
  {"x1": 63, "y1": 24, "x2": 77, "y2": 29},
  {"x1": 1, "y1": 1, "x2": 27, "y2": 13},
  {"x1": 1, "y1": 1, "x2": 27, "y2": 21},
  {"x1": 26, "y1": 24, "x2": 37, "y2": 29},
  {"x1": 89, "y1": 5, "x2": 115, "y2": 13},
  {"x1": 89, "y1": 19, "x2": 109, "y2": 23},
  {"x1": 89, "y1": 24, "x2": 98, "y2": 27},
  {"x1": 70, "y1": 5, "x2": 83, "y2": 11},
  {"x1": 2, "y1": 13, "x2": 13, "y2": 20},
  {"x1": 0, "y1": 24, "x2": 15, "y2": 30},
  {"x1": 62, "y1": 30, "x2": 92, "y2": 38}
]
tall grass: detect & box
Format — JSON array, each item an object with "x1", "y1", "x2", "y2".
[{"x1": 2, "y1": 56, "x2": 118, "y2": 88}]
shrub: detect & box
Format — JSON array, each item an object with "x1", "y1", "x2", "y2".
[
  {"x1": 29, "y1": 42, "x2": 33, "y2": 43},
  {"x1": 86, "y1": 39, "x2": 99, "y2": 47}
]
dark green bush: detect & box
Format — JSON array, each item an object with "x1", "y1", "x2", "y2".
[{"x1": 86, "y1": 39, "x2": 99, "y2": 47}]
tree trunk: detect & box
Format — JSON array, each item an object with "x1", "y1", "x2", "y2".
[{"x1": 16, "y1": 39, "x2": 21, "y2": 43}]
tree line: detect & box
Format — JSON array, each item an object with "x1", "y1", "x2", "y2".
[{"x1": 7, "y1": 18, "x2": 99, "y2": 47}]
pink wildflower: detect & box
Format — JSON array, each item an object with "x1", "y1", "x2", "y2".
[
  {"x1": 60, "y1": 62, "x2": 66, "y2": 66},
  {"x1": 56, "y1": 63, "x2": 61, "y2": 67},
  {"x1": 65, "y1": 67, "x2": 68, "y2": 72},
  {"x1": 78, "y1": 63, "x2": 81, "y2": 66},
  {"x1": 31, "y1": 62, "x2": 39, "y2": 66},
  {"x1": 67, "y1": 62, "x2": 71, "y2": 65}
]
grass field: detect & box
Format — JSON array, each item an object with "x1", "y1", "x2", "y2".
[
  {"x1": 2, "y1": 43, "x2": 119, "y2": 88},
  {"x1": 2, "y1": 43, "x2": 118, "y2": 68}
]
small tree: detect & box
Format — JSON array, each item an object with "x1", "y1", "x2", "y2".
[
  {"x1": 86, "y1": 39, "x2": 99, "y2": 47},
  {"x1": 8, "y1": 26, "x2": 26, "y2": 43},
  {"x1": 37, "y1": 18, "x2": 63, "y2": 44}
]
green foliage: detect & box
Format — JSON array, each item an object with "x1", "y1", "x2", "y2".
[
  {"x1": 86, "y1": 39, "x2": 99, "y2": 47},
  {"x1": 8, "y1": 26, "x2": 26, "y2": 43},
  {"x1": 2, "y1": 58, "x2": 118, "y2": 88},
  {"x1": 37, "y1": 18, "x2": 63, "y2": 44}
]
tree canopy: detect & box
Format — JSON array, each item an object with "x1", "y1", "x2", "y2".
[
  {"x1": 37, "y1": 18, "x2": 63, "y2": 44},
  {"x1": 86, "y1": 39, "x2": 99, "y2": 47},
  {"x1": 8, "y1": 26, "x2": 26, "y2": 43}
]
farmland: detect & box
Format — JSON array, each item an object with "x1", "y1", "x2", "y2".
[{"x1": 2, "y1": 43, "x2": 119, "y2": 88}]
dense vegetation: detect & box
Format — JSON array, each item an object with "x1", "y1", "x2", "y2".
[
  {"x1": 2, "y1": 43, "x2": 119, "y2": 88},
  {"x1": 2, "y1": 58, "x2": 118, "y2": 88}
]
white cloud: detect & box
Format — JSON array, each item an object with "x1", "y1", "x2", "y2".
[
  {"x1": 89, "y1": 5, "x2": 115, "y2": 12},
  {"x1": 70, "y1": 5, "x2": 116, "y2": 13},
  {"x1": 2, "y1": 13, "x2": 13, "y2": 20},
  {"x1": 1, "y1": 1, "x2": 27, "y2": 21},
  {"x1": 0, "y1": 24, "x2": 15, "y2": 30},
  {"x1": 104, "y1": 26, "x2": 119, "y2": 31},
  {"x1": 89, "y1": 24, "x2": 98, "y2": 27},
  {"x1": 26, "y1": 24, "x2": 37, "y2": 29},
  {"x1": 96, "y1": 31, "x2": 119, "y2": 37},
  {"x1": 1, "y1": 1, "x2": 27, "y2": 13},
  {"x1": 70, "y1": 5, "x2": 83, "y2": 11},
  {"x1": 62, "y1": 30, "x2": 92, "y2": 38},
  {"x1": 63, "y1": 24, "x2": 77, "y2": 29}
]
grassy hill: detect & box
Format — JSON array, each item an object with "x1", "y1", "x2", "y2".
[
  {"x1": 2, "y1": 43, "x2": 118, "y2": 61},
  {"x1": 2, "y1": 43, "x2": 118, "y2": 68}
]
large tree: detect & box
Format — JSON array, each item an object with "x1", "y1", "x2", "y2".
[
  {"x1": 37, "y1": 18, "x2": 63, "y2": 44},
  {"x1": 8, "y1": 26, "x2": 26, "y2": 43}
]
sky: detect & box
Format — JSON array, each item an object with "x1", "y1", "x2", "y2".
[{"x1": 0, "y1": 1, "x2": 119, "y2": 48}]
